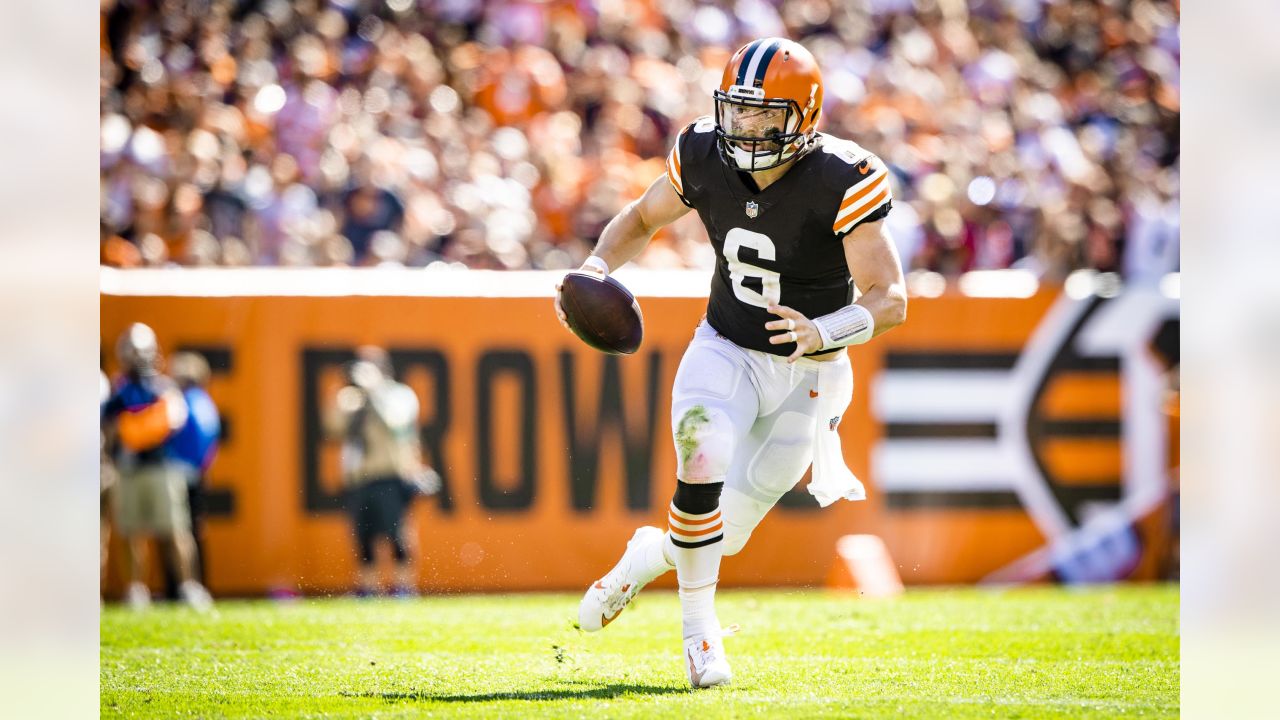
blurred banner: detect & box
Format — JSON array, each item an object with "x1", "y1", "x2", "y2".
[{"x1": 101, "y1": 269, "x2": 1178, "y2": 594}]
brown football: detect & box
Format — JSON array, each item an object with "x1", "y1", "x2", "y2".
[{"x1": 559, "y1": 272, "x2": 644, "y2": 355}]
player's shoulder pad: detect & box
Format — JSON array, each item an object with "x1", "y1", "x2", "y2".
[
  {"x1": 817, "y1": 134, "x2": 894, "y2": 236},
  {"x1": 666, "y1": 116, "x2": 717, "y2": 206}
]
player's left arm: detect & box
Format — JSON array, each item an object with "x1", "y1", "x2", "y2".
[
  {"x1": 838, "y1": 217, "x2": 908, "y2": 337},
  {"x1": 767, "y1": 218, "x2": 907, "y2": 362}
]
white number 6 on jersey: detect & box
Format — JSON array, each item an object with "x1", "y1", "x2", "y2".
[{"x1": 724, "y1": 228, "x2": 781, "y2": 309}]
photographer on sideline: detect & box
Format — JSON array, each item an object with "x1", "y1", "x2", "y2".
[{"x1": 327, "y1": 346, "x2": 439, "y2": 597}]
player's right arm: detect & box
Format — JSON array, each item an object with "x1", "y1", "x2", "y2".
[
  {"x1": 553, "y1": 173, "x2": 692, "y2": 329},
  {"x1": 588, "y1": 173, "x2": 692, "y2": 273}
]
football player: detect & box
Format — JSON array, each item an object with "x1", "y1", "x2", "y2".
[{"x1": 554, "y1": 37, "x2": 907, "y2": 687}]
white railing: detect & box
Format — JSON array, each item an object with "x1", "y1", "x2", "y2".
[{"x1": 100, "y1": 266, "x2": 1179, "y2": 300}]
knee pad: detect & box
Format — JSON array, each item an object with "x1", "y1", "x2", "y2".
[{"x1": 673, "y1": 404, "x2": 736, "y2": 482}]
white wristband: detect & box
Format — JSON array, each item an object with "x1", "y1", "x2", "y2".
[
  {"x1": 813, "y1": 304, "x2": 875, "y2": 350},
  {"x1": 581, "y1": 255, "x2": 610, "y2": 275}
]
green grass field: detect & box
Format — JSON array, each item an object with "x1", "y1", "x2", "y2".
[{"x1": 101, "y1": 585, "x2": 1178, "y2": 718}]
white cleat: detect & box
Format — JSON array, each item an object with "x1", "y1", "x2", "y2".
[
  {"x1": 126, "y1": 582, "x2": 151, "y2": 612},
  {"x1": 578, "y1": 526, "x2": 664, "y2": 632},
  {"x1": 179, "y1": 580, "x2": 214, "y2": 613},
  {"x1": 685, "y1": 633, "x2": 732, "y2": 688}
]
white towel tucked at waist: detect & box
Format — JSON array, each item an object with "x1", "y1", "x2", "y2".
[{"x1": 807, "y1": 355, "x2": 866, "y2": 507}]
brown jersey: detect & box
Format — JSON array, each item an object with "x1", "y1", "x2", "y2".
[{"x1": 665, "y1": 116, "x2": 894, "y2": 356}]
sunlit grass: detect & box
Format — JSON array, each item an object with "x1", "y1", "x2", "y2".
[{"x1": 101, "y1": 585, "x2": 1178, "y2": 718}]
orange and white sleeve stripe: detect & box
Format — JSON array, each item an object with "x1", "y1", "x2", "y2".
[
  {"x1": 665, "y1": 139, "x2": 686, "y2": 200},
  {"x1": 832, "y1": 157, "x2": 893, "y2": 235},
  {"x1": 668, "y1": 503, "x2": 723, "y2": 548}
]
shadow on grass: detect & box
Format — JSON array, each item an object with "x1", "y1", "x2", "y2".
[{"x1": 346, "y1": 680, "x2": 690, "y2": 704}]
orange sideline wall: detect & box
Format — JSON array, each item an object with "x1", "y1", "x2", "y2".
[{"x1": 101, "y1": 274, "x2": 1178, "y2": 594}]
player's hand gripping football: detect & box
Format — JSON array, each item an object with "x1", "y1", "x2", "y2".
[
  {"x1": 766, "y1": 304, "x2": 822, "y2": 362},
  {"x1": 553, "y1": 261, "x2": 606, "y2": 331}
]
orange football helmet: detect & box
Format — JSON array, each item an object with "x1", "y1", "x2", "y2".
[{"x1": 714, "y1": 37, "x2": 824, "y2": 172}]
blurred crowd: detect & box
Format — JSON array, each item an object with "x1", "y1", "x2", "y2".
[{"x1": 100, "y1": 0, "x2": 1179, "y2": 282}]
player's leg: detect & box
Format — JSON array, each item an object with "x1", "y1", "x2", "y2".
[
  {"x1": 719, "y1": 365, "x2": 824, "y2": 559},
  {"x1": 361, "y1": 478, "x2": 415, "y2": 596},
  {"x1": 124, "y1": 536, "x2": 151, "y2": 609},
  {"x1": 380, "y1": 478, "x2": 417, "y2": 597},
  {"x1": 664, "y1": 333, "x2": 758, "y2": 688},
  {"x1": 576, "y1": 522, "x2": 671, "y2": 631},
  {"x1": 347, "y1": 484, "x2": 379, "y2": 596},
  {"x1": 115, "y1": 466, "x2": 151, "y2": 610},
  {"x1": 578, "y1": 328, "x2": 756, "y2": 643},
  {"x1": 100, "y1": 481, "x2": 115, "y2": 601},
  {"x1": 101, "y1": 459, "x2": 116, "y2": 592},
  {"x1": 155, "y1": 462, "x2": 212, "y2": 611},
  {"x1": 188, "y1": 478, "x2": 206, "y2": 585},
  {"x1": 722, "y1": 353, "x2": 858, "y2": 558}
]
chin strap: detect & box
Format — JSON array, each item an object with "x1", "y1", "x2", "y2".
[
  {"x1": 813, "y1": 304, "x2": 875, "y2": 351},
  {"x1": 728, "y1": 132, "x2": 815, "y2": 172}
]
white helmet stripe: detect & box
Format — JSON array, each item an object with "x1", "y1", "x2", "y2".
[
  {"x1": 734, "y1": 39, "x2": 765, "y2": 87},
  {"x1": 742, "y1": 39, "x2": 780, "y2": 89}
]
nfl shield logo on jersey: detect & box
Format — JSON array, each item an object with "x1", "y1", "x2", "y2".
[{"x1": 745, "y1": 200, "x2": 758, "y2": 218}]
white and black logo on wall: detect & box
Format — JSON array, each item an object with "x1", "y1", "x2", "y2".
[{"x1": 871, "y1": 286, "x2": 1179, "y2": 580}]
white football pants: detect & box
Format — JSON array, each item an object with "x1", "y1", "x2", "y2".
[{"x1": 670, "y1": 320, "x2": 855, "y2": 556}]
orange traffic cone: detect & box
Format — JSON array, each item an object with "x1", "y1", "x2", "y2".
[{"x1": 825, "y1": 534, "x2": 904, "y2": 598}]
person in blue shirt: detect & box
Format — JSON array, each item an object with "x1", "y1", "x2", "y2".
[
  {"x1": 102, "y1": 324, "x2": 213, "y2": 612},
  {"x1": 167, "y1": 351, "x2": 222, "y2": 593}
]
